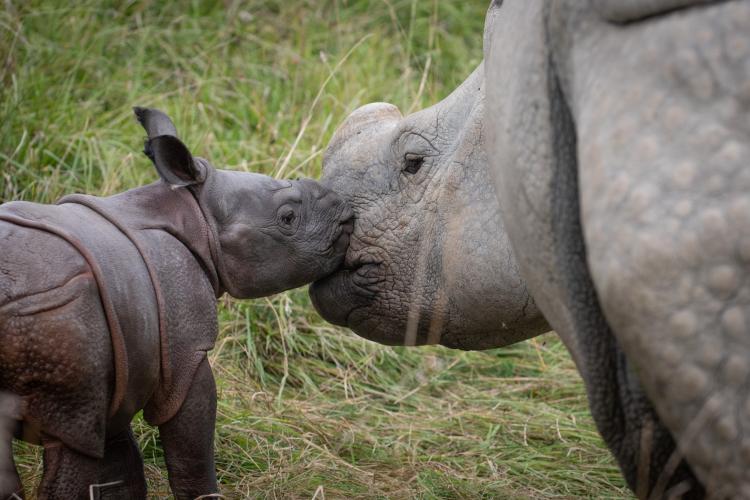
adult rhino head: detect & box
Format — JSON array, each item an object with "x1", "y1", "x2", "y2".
[{"x1": 310, "y1": 65, "x2": 549, "y2": 349}]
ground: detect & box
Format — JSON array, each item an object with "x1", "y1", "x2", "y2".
[{"x1": 1, "y1": 1, "x2": 629, "y2": 498}]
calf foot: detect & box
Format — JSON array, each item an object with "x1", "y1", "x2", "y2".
[
  {"x1": 96, "y1": 427, "x2": 146, "y2": 500},
  {"x1": 37, "y1": 438, "x2": 100, "y2": 500},
  {"x1": 0, "y1": 393, "x2": 22, "y2": 500}
]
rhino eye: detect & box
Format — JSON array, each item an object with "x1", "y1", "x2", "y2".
[
  {"x1": 404, "y1": 154, "x2": 424, "y2": 175},
  {"x1": 281, "y1": 211, "x2": 296, "y2": 226},
  {"x1": 277, "y1": 204, "x2": 299, "y2": 230}
]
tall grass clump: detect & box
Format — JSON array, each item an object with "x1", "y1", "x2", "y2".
[{"x1": 1, "y1": 1, "x2": 630, "y2": 498}]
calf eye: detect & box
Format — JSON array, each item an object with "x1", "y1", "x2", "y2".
[
  {"x1": 280, "y1": 210, "x2": 296, "y2": 226},
  {"x1": 404, "y1": 154, "x2": 424, "y2": 175}
]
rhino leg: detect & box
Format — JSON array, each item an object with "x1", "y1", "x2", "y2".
[
  {"x1": 37, "y1": 438, "x2": 100, "y2": 500},
  {"x1": 96, "y1": 427, "x2": 146, "y2": 499},
  {"x1": 571, "y1": 1, "x2": 750, "y2": 496},
  {"x1": 158, "y1": 358, "x2": 218, "y2": 500},
  {"x1": 0, "y1": 393, "x2": 22, "y2": 499}
]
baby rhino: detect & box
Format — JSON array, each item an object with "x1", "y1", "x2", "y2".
[{"x1": 0, "y1": 108, "x2": 353, "y2": 500}]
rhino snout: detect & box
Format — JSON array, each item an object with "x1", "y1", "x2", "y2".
[{"x1": 301, "y1": 181, "x2": 354, "y2": 255}]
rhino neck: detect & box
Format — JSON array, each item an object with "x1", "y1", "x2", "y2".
[{"x1": 58, "y1": 173, "x2": 224, "y2": 298}]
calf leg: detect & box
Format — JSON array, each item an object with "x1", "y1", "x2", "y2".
[
  {"x1": 95, "y1": 427, "x2": 147, "y2": 500},
  {"x1": 37, "y1": 438, "x2": 100, "y2": 500},
  {"x1": 158, "y1": 358, "x2": 218, "y2": 500},
  {"x1": 0, "y1": 393, "x2": 22, "y2": 499}
]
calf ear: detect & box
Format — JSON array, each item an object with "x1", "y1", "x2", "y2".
[
  {"x1": 133, "y1": 106, "x2": 206, "y2": 186},
  {"x1": 143, "y1": 135, "x2": 206, "y2": 186}
]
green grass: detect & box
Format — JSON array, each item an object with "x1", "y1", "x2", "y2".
[{"x1": 1, "y1": 1, "x2": 630, "y2": 498}]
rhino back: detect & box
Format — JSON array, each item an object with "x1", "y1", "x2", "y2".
[{"x1": 0, "y1": 218, "x2": 89, "y2": 306}]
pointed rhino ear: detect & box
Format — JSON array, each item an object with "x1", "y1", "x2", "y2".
[
  {"x1": 133, "y1": 106, "x2": 206, "y2": 186},
  {"x1": 143, "y1": 135, "x2": 206, "y2": 186}
]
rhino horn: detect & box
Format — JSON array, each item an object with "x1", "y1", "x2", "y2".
[{"x1": 327, "y1": 103, "x2": 402, "y2": 157}]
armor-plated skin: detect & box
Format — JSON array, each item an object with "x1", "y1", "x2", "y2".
[
  {"x1": 0, "y1": 108, "x2": 353, "y2": 500},
  {"x1": 311, "y1": 1, "x2": 749, "y2": 497}
]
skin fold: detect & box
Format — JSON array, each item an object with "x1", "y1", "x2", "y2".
[{"x1": 312, "y1": 0, "x2": 748, "y2": 497}]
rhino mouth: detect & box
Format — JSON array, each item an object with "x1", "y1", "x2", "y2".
[
  {"x1": 309, "y1": 249, "x2": 385, "y2": 328},
  {"x1": 311, "y1": 250, "x2": 461, "y2": 346},
  {"x1": 343, "y1": 249, "x2": 385, "y2": 288}
]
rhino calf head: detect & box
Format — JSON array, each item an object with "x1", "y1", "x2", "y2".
[
  {"x1": 134, "y1": 107, "x2": 353, "y2": 298},
  {"x1": 309, "y1": 67, "x2": 549, "y2": 349}
]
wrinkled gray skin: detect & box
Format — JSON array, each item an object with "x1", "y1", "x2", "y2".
[
  {"x1": 311, "y1": 0, "x2": 750, "y2": 498},
  {"x1": 0, "y1": 108, "x2": 352, "y2": 500},
  {"x1": 311, "y1": 67, "x2": 550, "y2": 350}
]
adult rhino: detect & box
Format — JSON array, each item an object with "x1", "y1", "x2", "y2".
[{"x1": 311, "y1": 1, "x2": 750, "y2": 498}]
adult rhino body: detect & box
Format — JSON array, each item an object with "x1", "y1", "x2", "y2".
[{"x1": 311, "y1": 0, "x2": 750, "y2": 497}]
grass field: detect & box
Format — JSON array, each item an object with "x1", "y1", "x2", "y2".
[{"x1": 1, "y1": 1, "x2": 631, "y2": 498}]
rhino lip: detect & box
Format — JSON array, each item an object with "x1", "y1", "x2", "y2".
[
  {"x1": 310, "y1": 266, "x2": 373, "y2": 327},
  {"x1": 310, "y1": 249, "x2": 386, "y2": 330},
  {"x1": 343, "y1": 252, "x2": 385, "y2": 283},
  {"x1": 313, "y1": 250, "x2": 385, "y2": 306},
  {"x1": 351, "y1": 264, "x2": 386, "y2": 289},
  {"x1": 310, "y1": 242, "x2": 385, "y2": 318}
]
